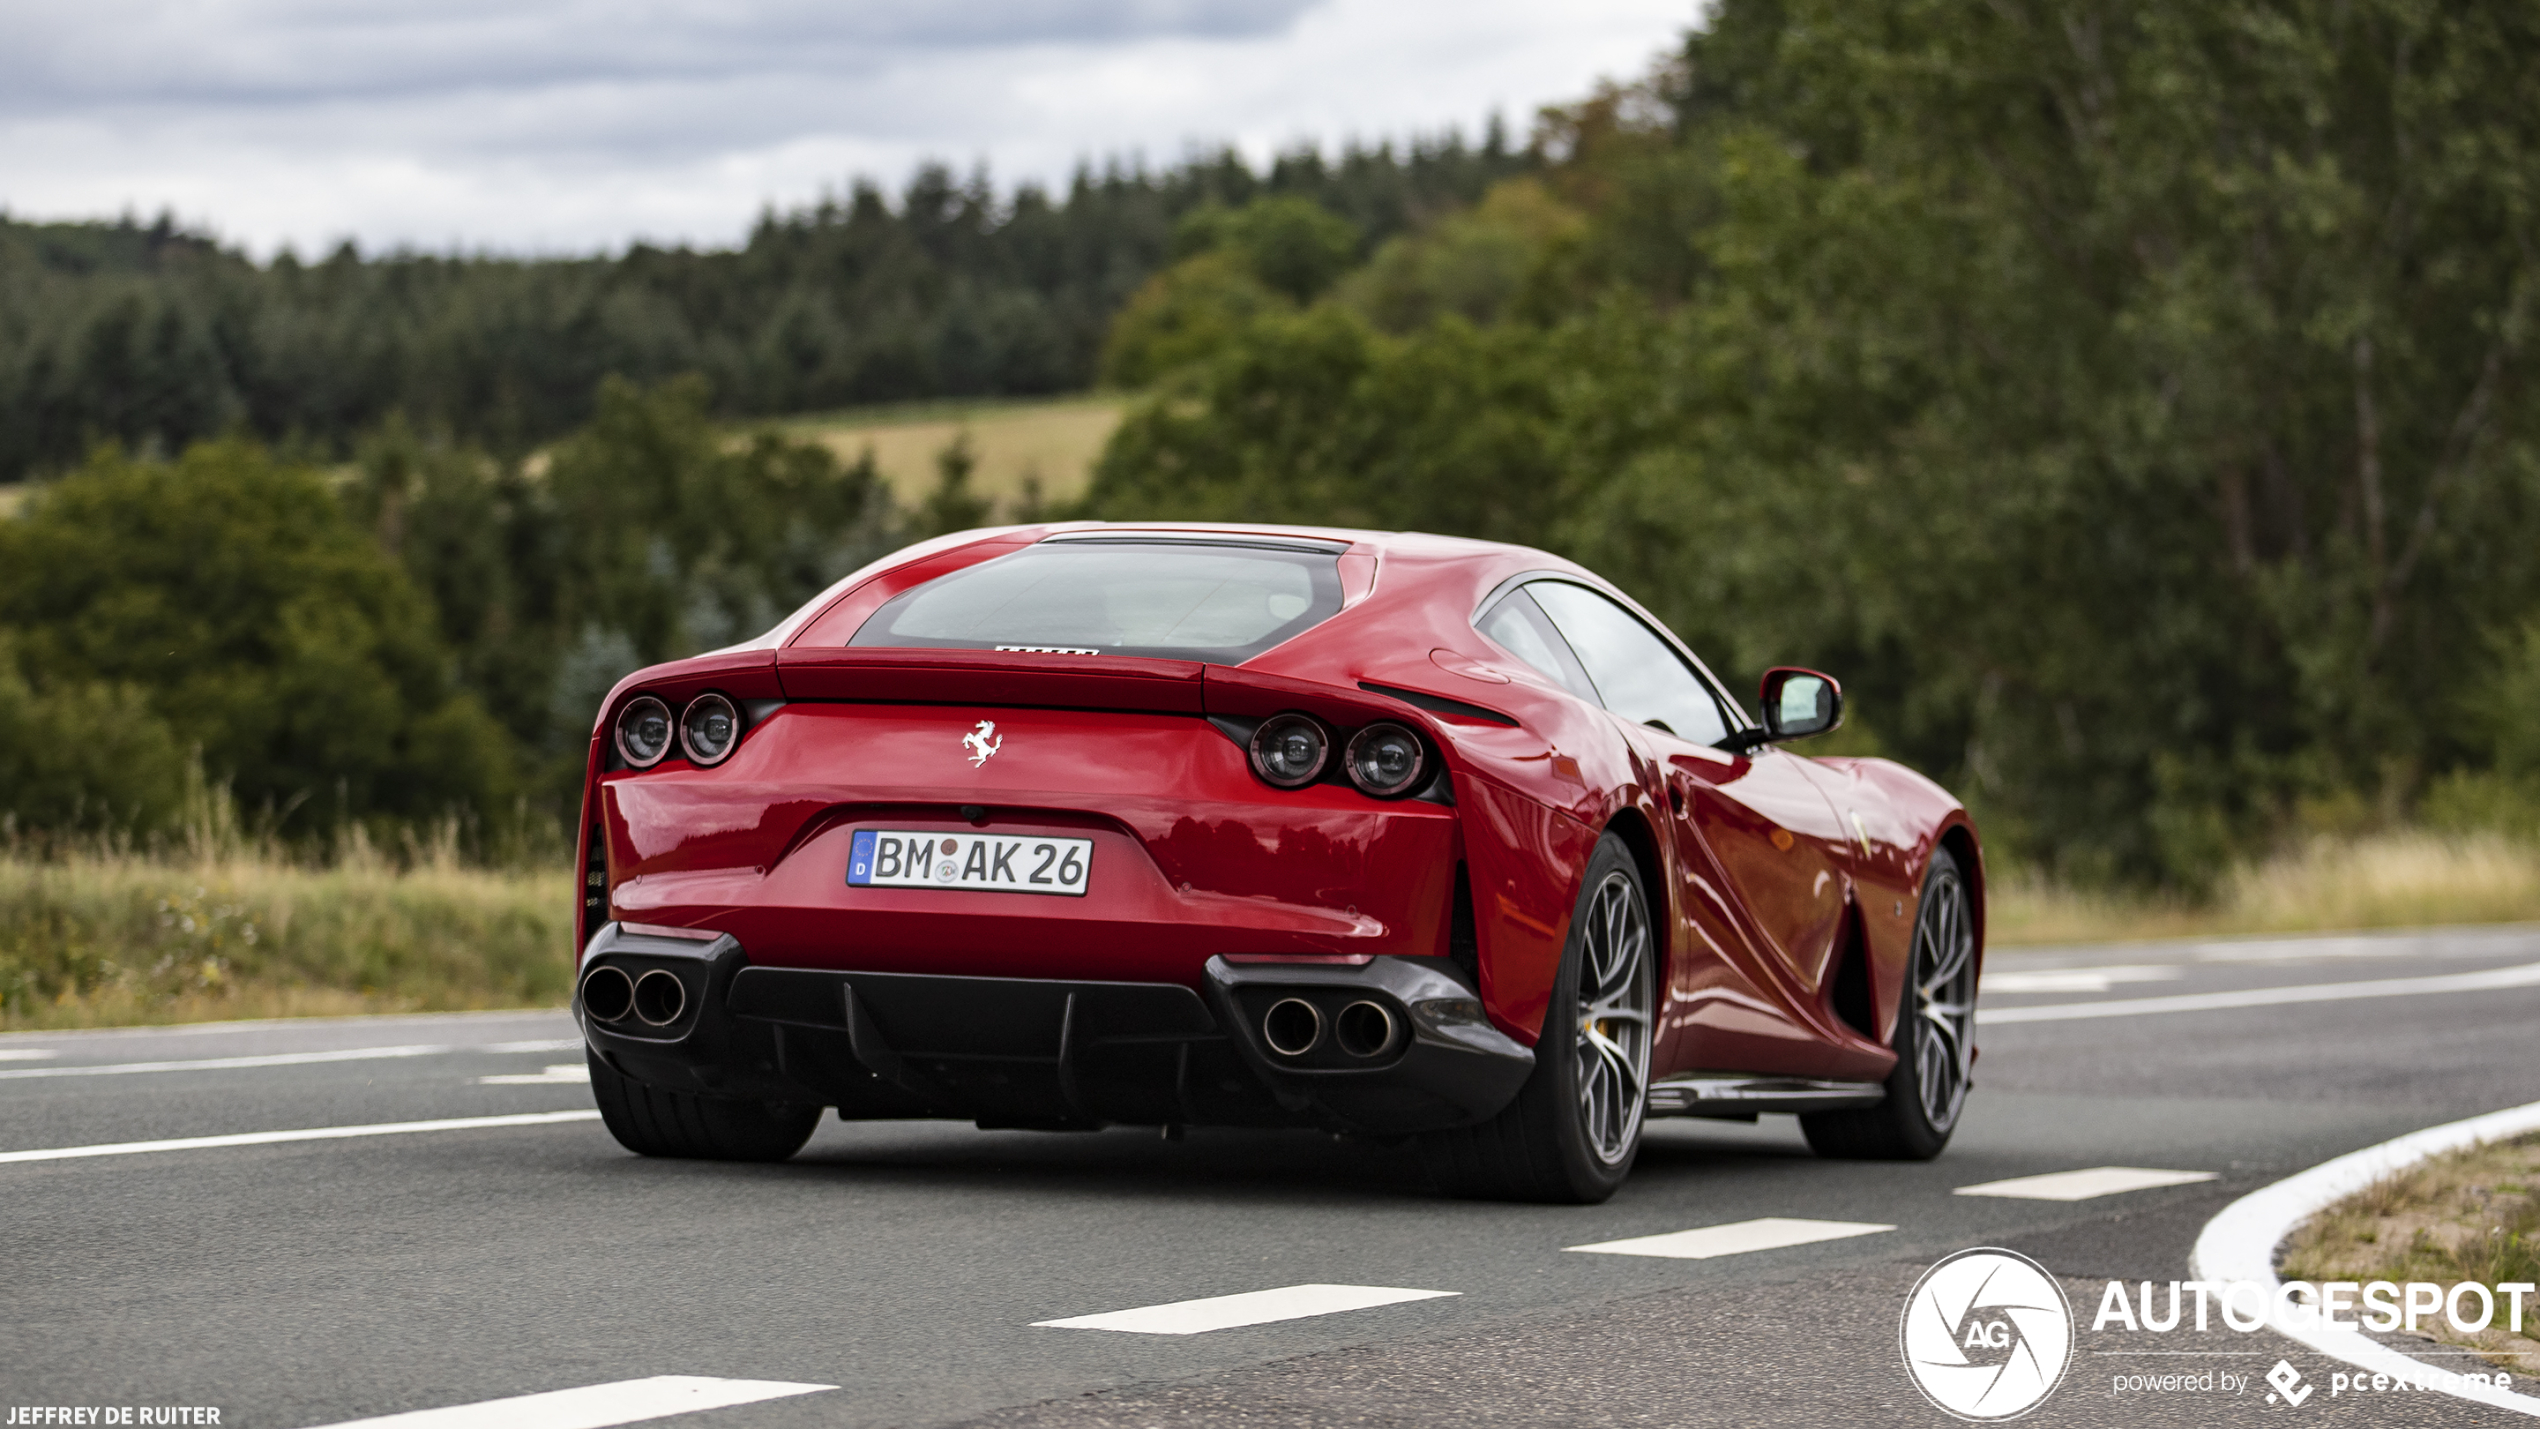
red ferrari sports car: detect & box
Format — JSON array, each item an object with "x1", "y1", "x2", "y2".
[{"x1": 573, "y1": 523, "x2": 1982, "y2": 1202}]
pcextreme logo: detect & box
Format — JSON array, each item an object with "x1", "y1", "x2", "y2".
[{"x1": 1901, "y1": 1248, "x2": 2075, "y2": 1421}]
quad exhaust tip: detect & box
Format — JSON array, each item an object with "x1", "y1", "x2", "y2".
[
  {"x1": 632, "y1": 968, "x2": 688, "y2": 1026},
  {"x1": 1334, "y1": 1000, "x2": 1398, "y2": 1059},
  {"x1": 580, "y1": 965, "x2": 634, "y2": 1022},
  {"x1": 1262, "y1": 997, "x2": 1323, "y2": 1057},
  {"x1": 1261, "y1": 997, "x2": 1399, "y2": 1059}
]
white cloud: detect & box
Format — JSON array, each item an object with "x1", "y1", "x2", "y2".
[{"x1": 0, "y1": 0, "x2": 1695, "y2": 256}]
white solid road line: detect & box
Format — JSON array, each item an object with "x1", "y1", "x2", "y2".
[
  {"x1": 0, "y1": 1045, "x2": 450, "y2": 1080},
  {"x1": 1977, "y1": 958, "x2": 2540, "y2": 1024},
  {"x1": 2194, "y1": 1098, "x2": 2540, "y2": 1419},
  {"x1": 1979, "y1": 965, "x2": 2183, "y2": 995},
  {"x1": 1953, "y1": 1166, "x2": 2217, "y2": 1201},
  {"x1": 1034, "y1": 1284, "x2": 1460, "y2": 1335},
  {"x1": 0, "y1": 1042, "x2": 586, "y2": 1080},
  {"x1": 302, "y1": 1376, "x2": 836, "y2": 1429},
  {"x1": 0, "y1": 1110, "x2": 601, "y2": 1165},
  {"x1": 1566, "y1": 1217, "x2": 1894, "y2": 1260}
]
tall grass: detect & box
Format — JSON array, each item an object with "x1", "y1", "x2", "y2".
[
  {"x1": 2281, "y1": 1134, "x2": 2540, "y2": 1372},
  {"x1": 1990, "y1": 830, "x2": 2540, "y2": 945},
  {"x1": 7, "y1": 813, "x2": 2536, "y2": 1030},
  {"x1": 0, "y1": 795, "x2": 572, "y2": 1031}
]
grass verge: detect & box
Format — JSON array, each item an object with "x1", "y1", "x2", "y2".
[
  {"x1": 0, "y1": 851, "x2": 573, "y2": 1031},
  {"x1": 3, "y1": 827, "x2": 2533, "y2": 1031},
  {"x1": 779, "y1": 394, "x2": 1125, "y2": 513},
  {"x1": 2281, "y1": 1134, "x2": 2540, "y2": 1374},
  {"x1": 1990, "y1": 831, "x2": 2540, "y2": 945}
]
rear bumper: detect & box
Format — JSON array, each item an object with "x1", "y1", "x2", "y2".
[{"x1": 574, "y1": 923, "x2": 1533, "y2": 1136}]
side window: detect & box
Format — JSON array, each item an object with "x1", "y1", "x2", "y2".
[
  {"x1": 1526, "y1": 581, "x2": 1732, "y2": 747},
  {"x1": 1476, "y1": 590, "x2": 1597, "y2": 700}
]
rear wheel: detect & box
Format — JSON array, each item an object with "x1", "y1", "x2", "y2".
[
  {"x1": 587, "y1": 1048, "x2": 821, "y2": 1162},
  {"x1": 1422, "y1": 834, "x2": 1654, "y2": 1203},
  {"x1": 1801, "y1": 846, "x2": 1976, "y2": 1160}
]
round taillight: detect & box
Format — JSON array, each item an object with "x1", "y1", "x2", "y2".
[
  {"x1": 615, "y1": 696, "x2": 674, "y2": 768},
  {"x1": 680, "y1": 692, "x2": 741, "y2": 766},
  {"x1": 1345, "y1": 723, "x2": 1427, "y2": 797},
  {"x1": 1249, "y1": 713, "x2": 1329, "y2": 788}
]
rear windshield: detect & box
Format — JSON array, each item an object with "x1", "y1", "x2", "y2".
[{"x1": 850, "y1": 539, "x2": 1345, "y2": 664}]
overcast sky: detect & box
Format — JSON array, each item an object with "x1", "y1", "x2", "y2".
[{"x1": 0, "y1": 0, "x2": 1695, "y2": 258}]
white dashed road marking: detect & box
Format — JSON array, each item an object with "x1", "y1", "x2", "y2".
[
  {"x1": 0, "y1": 1111, "x2": 601, "y2": 1165},
  {"x1": 1980, "y1": 965, "x2": 2183, "y2": 995},
  {"x1": 1976, "y1": 959, "x2": 2540, "y2": 1024},
  {"x1": 0, "y1": 1048, "x2": 61, "y2": 1061},
  {"x1": 1034, "y1": 1284, "x2": 1460, "y2": 1335},
  {"x1": 1566, "y1": 1217, "x2": 1894, "y2": 1260},
  {"x1": 480, "y1": 1064, "x2": 591, "y2": 1086},
  {"x1": 1954, "y1": 1166, "x2": 2217, "y2": 1200},
  {"x1": 301, "y1": 1376, "x2": 835, "y2": 1429}
]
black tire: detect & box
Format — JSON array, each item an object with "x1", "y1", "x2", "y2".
[
  {"x1": 1802, "y1": 845, "x2": 1977, "y2": 1161},
  {"x1": 1422, "y1": 833, "x2": 1656, "y2": 1204},
  {"x1": 587, "y1": 1048, "x2": 822, "y2": 1163}
]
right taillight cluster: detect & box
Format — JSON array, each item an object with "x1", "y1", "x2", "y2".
[
  {"x1": 1247, "y1": 713, "x2": 1429, "y2": 798},
  {"x1": 614, "y1": 692, "x2": 743, "y2": 770}
]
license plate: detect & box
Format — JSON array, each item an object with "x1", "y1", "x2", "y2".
[{"x1": 847, "y1": 830, "x2": 1093, "y2": 897}]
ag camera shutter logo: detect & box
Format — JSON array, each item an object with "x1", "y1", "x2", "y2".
[{"x1": 1901, "y1": 1248, "x2": 2075, "y2": 1420}]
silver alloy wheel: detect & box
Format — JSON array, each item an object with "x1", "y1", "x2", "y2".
[
  {"x1": 1913, "y1": 863, "x2": 1977, "y2": 1132},
  {"x1": 1574, "y1": 870, "x2": 1654, "y2": 1165}
]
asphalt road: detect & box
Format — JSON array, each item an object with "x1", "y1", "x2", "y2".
[{"x1": 5, "y1": 923, "x2": 2538, "y2": 1428}]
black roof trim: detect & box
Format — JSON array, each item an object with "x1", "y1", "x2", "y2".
[
  {"x1": 1039, "y1": 532, "x2": 1351, "y2": 554},
  {"x1": 1358, "y1": 681, "x2": 1520, "y2": 727}
]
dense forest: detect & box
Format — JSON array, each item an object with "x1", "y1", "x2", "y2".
[
  {"x1": 0, "y1": 131, "x2": 1525, "y2": 482},
  {"x1": 6, "y1": 0, "x2": 2540, "y2": 892}
]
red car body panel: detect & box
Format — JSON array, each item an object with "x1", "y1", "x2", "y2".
[{"x1": 574, "y1": 522, "x2": 1982, "y2": 1104}]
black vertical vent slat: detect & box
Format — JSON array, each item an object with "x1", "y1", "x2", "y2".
[
  {"x1": 1448, "y1": 861, "x2": 1479, "y2": 984},
  {"x1": 1829, "y1": 907, "x2": 1877, "y2": 1038},
  {"x1": 581, "y1": 823, "x2": 609, "y2": 951}
]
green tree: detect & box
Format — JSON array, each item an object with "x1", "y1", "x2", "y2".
[
  {"x1": 910, "y1": 432, "x2": 995, "y2": 539},
  {"x1": 0, "y1": 439, "x2": 514, "y2": 832},
  {"x1": 0, "y1": 633, "x2": 191, "y2": 838},
  {"x1": 1085, "y1": 0, "x2": 2540, "y2": 887}
]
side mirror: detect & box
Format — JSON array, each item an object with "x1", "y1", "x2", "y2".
[{"x1": 1759, "y1": 667, "x2": 1842, "y2": 743}]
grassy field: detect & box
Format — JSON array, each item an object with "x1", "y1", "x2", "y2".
[
  {"x1": 0, "y1": 846, "x2": 573, "y2": 1032},
  {"x1": 779, "y1": 394, "x2": 1126, "y2": 515},
  {"x1": 1989, "y1": 831, "x2": 2540, "y2": 946},
  {"x1": 3, "y1": 828, "x2": 2532, "y2": 1030},
  {"x1": 2282, "y1": 1133, "x2": 2540, "y2": 1372}
]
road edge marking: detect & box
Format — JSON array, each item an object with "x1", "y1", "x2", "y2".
[
  {"x1": 0, "y1": 1110, "x2": 602, "y2": 1165},
  {"x1": 0, "y1": 1044, "x2": 453, "y2": 1080},
  {"x1": 2190, "y1": 1098, "x2": 2540, "y2": 1418},
  {"x1": 1979, "y1": 959, "x2": 2540, "y2": 1024}
]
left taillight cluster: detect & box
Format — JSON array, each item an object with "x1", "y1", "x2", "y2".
[
  {"x1": 614, "y1": 692, "x2": 743, "y2": 769},
  {"x1": 1246, "y1": 713, "x2": 1430, "y2": 799}
]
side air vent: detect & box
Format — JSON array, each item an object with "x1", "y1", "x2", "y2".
[
  {"x1": 1447, "y1": 861, "x2": 1479, "y2": 984},
  {"x1": 580, "y1": 823, "x2": 609, "y2": 951}
]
